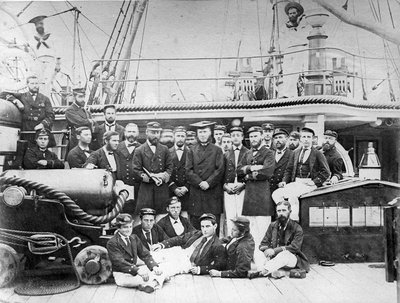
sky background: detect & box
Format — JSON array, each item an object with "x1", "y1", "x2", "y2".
[{"x1": 1, "y1": 0, "x2": 399, "y2": 103}]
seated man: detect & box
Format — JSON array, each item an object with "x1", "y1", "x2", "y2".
[
  {"x1": 248, "y1": 201, "x2": 309, "y2": 279},
  {"x1": 152, "y1": 213, "x2": 226, "y2": 277},
  {"x1": 23, "y1": 128, "x2": 64, "y2": 169},
  {"x1": 157, "y1": 197, "x2": 196, "y2": 238},
  {"x1": 322, "y1": 130, "x2": 344, "y2": 185},
  {"x1": 209, "y1": 217, "x2": 255, "y2": 278},
  {"x1": 132, "y1": 208, "x2": 169, "y2": 251},
  {"x1": 106, "y1": 214, "x2": 166, "y2": 293},
  {"x1": 67, "y1": 126, "x2": 93, "y2": 168}
]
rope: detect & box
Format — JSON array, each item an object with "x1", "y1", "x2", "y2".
[
  {"x1": 256, "y1": 0, "x2": 264, "y2": 68},
  {"x1": 0, "y1": 176, "x2": 128, "y2": 225}
]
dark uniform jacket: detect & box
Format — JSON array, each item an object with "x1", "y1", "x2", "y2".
[
  {"x1": 270, "y1": 148, "x2": 293, "y2": 193},
  {"x1": 283, "y1": 147, "x2": 330, "y2": 187},
  {"x1": 23, "y1": 145, "x2": 64, "y2": 169},
  {"x1": 237, "y1": 145, "x2": 275, "y2": 216},
  {"x1": 107, "y1": 232, "x2": 158, "y2": 275},
  {"x1": 186, "y1": 142, "x2": 224, "y2": 216},
  {"x1": 132, "y1": 142, "x2": 173, "y2": 214},
  {"x1": 223, "y1": 145, "x2": 249, "y2": 184},
  {"x1": 323, "y1": 146, "x2": 344, "y2": 181},
  {"x1": 67, "y1": 145, "x2": 93, "y2": 168},
  {"x1": 65, "y1": 102, "x2": 96, "y2": 150},
  {"x1": 157, "y1": 215, "x2": 196, "y2": 238},
  {"x1": 116, "y1": 141, "x2": 141, "y2": 186},
  {"x1": 259, "y1": 219, "x2": 310, "y2": 272},
  {"x1": 168, "y1": 146, "x2": 190, "y2": 210},
  {"x1": 84, "y1": 147, "x2": 120, "y2": 172},
  {"x1": 221, "y1": 234, "x2": 255, "y2": 278},
  {"x1": 132, "y1": 225, "x2": 169, "y2": 251},
  {"x1": 161, "y1": 230, "x2": 226, "y2": 275},
  {"x1": 92, "y1": 122, "x2": 125, "y2": 150}
]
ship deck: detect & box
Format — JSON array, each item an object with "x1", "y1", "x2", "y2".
[{"x1": 0, "y1": 263, "x2": 395, "y2": 303}]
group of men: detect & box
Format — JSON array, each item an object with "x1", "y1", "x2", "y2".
[{"x1": 1, "y1": 75, "x2": 346, "y2": 293}]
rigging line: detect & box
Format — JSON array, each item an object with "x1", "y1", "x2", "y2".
[
  {"x1": 375, "y1": 0, "x2": 382, "y2": 23},
  {"x1": 386, "y1": 0, "x2": 396, "y2": 28},
  {"x1": 76, "y1": 21, "x2": 88, "y2": 83},
  {"x1": 101, "y1": 0, "x2": 126, "y2": 60},
  {"x1": 218, "y1": 0, "x2": 230, "y2": 75},
  {"x1": 235, "y1": 0, "x2": 244, "y2": 71},
  {"x1": 256, "y1": 0, "x2": 264, "y2": 68},
  {"x1": 131, "y1": 2, "x2": 150, "y2": 102},
  {"x1": 50, "y1": 2, "x2": 74, "y2": 39},
  {"x1": 385, "y1": 0, "x2": 400, "y2": 88},
  {"x1": 16, "y1": 1, "x2": 33, "y2": 17},
  {"x1": 77, "y1": 22, "x2": 101, "y2": 59}
]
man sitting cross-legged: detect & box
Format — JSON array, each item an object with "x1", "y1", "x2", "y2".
[
  {"x1": 248, "y1": 201, "x2": 309, "y2": 279},
  {"x1": 107, "y1": 214, "x2": 167, "y2": 293},
  {"x1": 151, "y1": 213, "x2": 226, "y2": 277}
]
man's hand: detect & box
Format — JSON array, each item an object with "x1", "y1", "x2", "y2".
[
  {"x1": 223, "y1": 183, "x2": 235, "y2": 194},
  {"x1": 174, "y1": 187, "x2": 184, "y2": 197},
  {"x1": 278, "y1": 181, "x2": 286, "y2": 188},
  {"x1": 153, "y1": 266, "x2": 163, "y2": 276},
  {"x1": 250, "y1": 165, "x2": 264, "y2": 171},
  {"x1": 199, "y1": 181, "x2": 209, "y2": 190},
  {"x1": 34, "y1": 123, "x2": 44, "y2": 131},
  {"x1": 264, "y1": 248, "x2": 275, "y2": 258},
  {"x1": 137, "y1": 267, "x2": 150, "y2": 282},
  {"x1": 234, "y1": 183, "x2": 245, "y2": 194},
  {"x1": 189, "y1": 266, "x2": 200, "y2": 275},
  {"x1": 141, "y1": 174, "x2": 150, "y2": 183},
  {"x1": 37, "y1": 160, "x2": 47, "y2": 166},
  {"x1": 85, "y1": 163, "x2": 97, "y2": 169},
  {"x1": 209, "y1": 270, "x2": 221, "y2": 277},
  {"x1": 305, "y1": 180, "x2": 315, "y2": 186},
  {"x1": 330, "y1": 176, "x2": 339, "y2": 185},
  {"x1": 152, "y1": 243, "x2": 163, "y2": 251}
]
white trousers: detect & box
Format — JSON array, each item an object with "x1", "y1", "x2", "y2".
[
  {"x1": 151, "y1": 247, "x2": 192, "y2": 277},
  {"x1": 272, "y1": 179, "x2": 317, "y2": 221},
  {"x1": 113, "y1": 270, "x2": 166, "y2": 289},
  {"x1": 263, "y1": 250, "x2": 298, "y2": 274},
  {"x1": 224, "y1": 188, "x2": 245, "y2": 236},
  {"x1": 242, "y1": 215, "x2": 271, "y2": 269}
]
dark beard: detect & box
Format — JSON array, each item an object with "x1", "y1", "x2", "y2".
[
  {"x1": 322, "y1": 143, "x2": 333, "y2": 152},
  {"x1": 149, "y1": 137, "x2": 158, "y2": 145},
  {"x1": 289, "y1": 143, "x2": 298, "y2": 150},
  {"x1": 278, "y1": 215, "x2": 288, "y2": 225}
]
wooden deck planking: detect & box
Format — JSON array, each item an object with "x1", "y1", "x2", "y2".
[{"x1": 0, "y1": 264, "x2": 396, "y2": 303}]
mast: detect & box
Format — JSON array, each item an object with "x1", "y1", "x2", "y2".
[{"x1": 114, "y1": 0, "x2": 149, "y2": 103}]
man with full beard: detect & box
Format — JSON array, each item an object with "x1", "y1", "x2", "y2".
[
  {"x1": 322, "y1": 130, "x2": 344, "y2": 184},
  {"x1": 133, "y1": 122, "x2": 173, "y2": 221},
  {"x1": 248, "y1": 201, "x2": 309, "y2": 279},
  {"x1": 288, "y1": 131, "x2": 301, "y2": 150}
]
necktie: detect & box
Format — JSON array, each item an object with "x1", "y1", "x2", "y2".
[
  {"x1": 125, "y1": 236, "x2": 130, "y2": 246},
  {"x1": 190, "y1": 237, "x2": 208, "y2": 264},
  {"x1": 174, "y1": 220, "x2": 178, "y2": 224},
  {"x1": 127, "y1": 143, "x2": 136, "y2": 147},
  {"x1": 108, "y1": 151, "x2": 114, "y2": 155},
  {"x1": 277, "y1": 151, "x2": 282, "y2": 154},
  {"x1": 145, "y1": 231, "x2": 152, "y2": 244},
  {"x1": 299, "y1": 149, "x2": 308, "y2": 164},
  {"x1": 107, "y1": 124, "x2": 115, "y2": 131}
]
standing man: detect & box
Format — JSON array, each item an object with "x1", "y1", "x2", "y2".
[
  {"x1": 107, "y1": 213, "x2": 166, "y2": 292},
  {"x1": 221, "y1": 133, "x2": 233, "y2": 153},
  {"x1": 248, "y1": 201, "x2": 309, "y2": 279},
  {"x1": 92, "y1": 104, "x2": 124, "y2": 150},
  {"x1": 261, "y1": 123, "x2": 275, "y2": 149},
  {"x1": 132, "y1": 208, "x2": 169, "y2": 251},
  {"x1": 23, "y1": 128, "x2": 64, "y2": 169},
  {"x1": 116, "y1": 123, "x2": 141, "y2": 213},
  {"x1": 186, "y1": 121, "x2": 224, "y2": 230},
  {"x1": 168, "y1": 126, "x2": 190, "y2": 217},
  {"x1": 133, "y1": 122, "x2": 173, "y2": 221},
  {"x1": 1, "y1": 75, "x2": 54, "y2": 145},
  {"x1": 65, "y1": 88, "x2": 97, "y2": 153},
  {"x1": 322, "y1": 130, "x2": 344, "y2": 184},
  {"x1": 288, "y1": 131, "x2": 301, "y2": 150},
  {"x1": 157, "y1": 197, "x2": 196, "y2": 238},
  {"x1": 160, "y1": 127, "x2": 174, "y2": 149},
  {"x1": 84, "y1": 131, "x2": 120, "y2": 178},
  {"x1": 213, "y1": 125, "x2": 226, "y2": 149},
  {"x1": 66, "y1": 126, "x2": 93, "y2": 168},
  {"x1": 272, "y1": 127, "x2": 330, "y2": 221},
  {"x1": 186, "y1": 131, "x2": 197, "y2": 148},
  {"x1": 222, "y1": 126, "x2": 248, "y2": 235},
  {"x1": 237, "y1": 126, "x2": 275, "y2": 266},
  {"x1": 270, "y1": 128, "x2": 294, "y2": 195}
]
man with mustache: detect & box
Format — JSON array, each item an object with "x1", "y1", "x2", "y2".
[
  {"x1": 322, "y1": 130, "x2": 344, "y2": 185},
  {"x1": 248, "y1": 201, "x2": 309, "y2": 279},
  {"x1": 288, "y1": 131, "x2": 301, "y2": 150},
  {"x1": 133, "y1": 122, "x2": 173, "y2": 221}
]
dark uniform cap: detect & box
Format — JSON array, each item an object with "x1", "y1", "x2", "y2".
[
  {"x1": 166, "y1": 196, "x2": 181, "y2": 206},
  {"x1": 301, "y1": 127, "x2": 315, "y2": 136},
  {"x1": 289, "y1": 131, "x2": 301, "y2": 140},
  {"x1": 186, "y1": 131, "x2": 196, "y2": 138},
  {"x1": 140, "y1": 208, "x2": 156, "y2": 217},
  {"x1": 116, "y1": 213, "x2": 133, "y2": 225},
  {"x1": 199, "y1": 213, "x2": 217, "y2": 222},
  {"x1": 28, "y1": 15, "x2": 47, "y2": 24},
  {"x1": 324, "y1": 130, "x2": 338, "y2": 139},
  {"x1": 146, "y1": 122, "x2": 162, "y2": 131},
  {"x1": 173, "y1": 126, "x2": 187, "y2": 133},
  {"x1": 229, "y1": 126, "x2": 244, "y2": 134},
  {"x1": 214, "y1": 125, "x2": 227, "y2": 132},
  {"x1": 273, "y1": 128, "x2": 289, "y2": 138},
  {"x1": 262, "y1": 123, "x2": 275, "y2": 131},
  {"x1": 35, "y1": 128, "x2": 51, "y2": 139},
  {"x1": 231, "y1": 216, "x2": 250, "y2": 228},
  {"x1": 190, "y1": 121, "x2": 216, "y2": 129},
  {"x1": 247, "y1": 126, "x2": 263, "y2": 134},
  {"x1": 161, "y1": 126, "x2": 173, "y2": 134},
  {"x1": 284, "y1": 1, "x2": 304, "y2": 16},
  {"x1": 73, "y1": 87, "x2": 86, "y2": 96}
]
